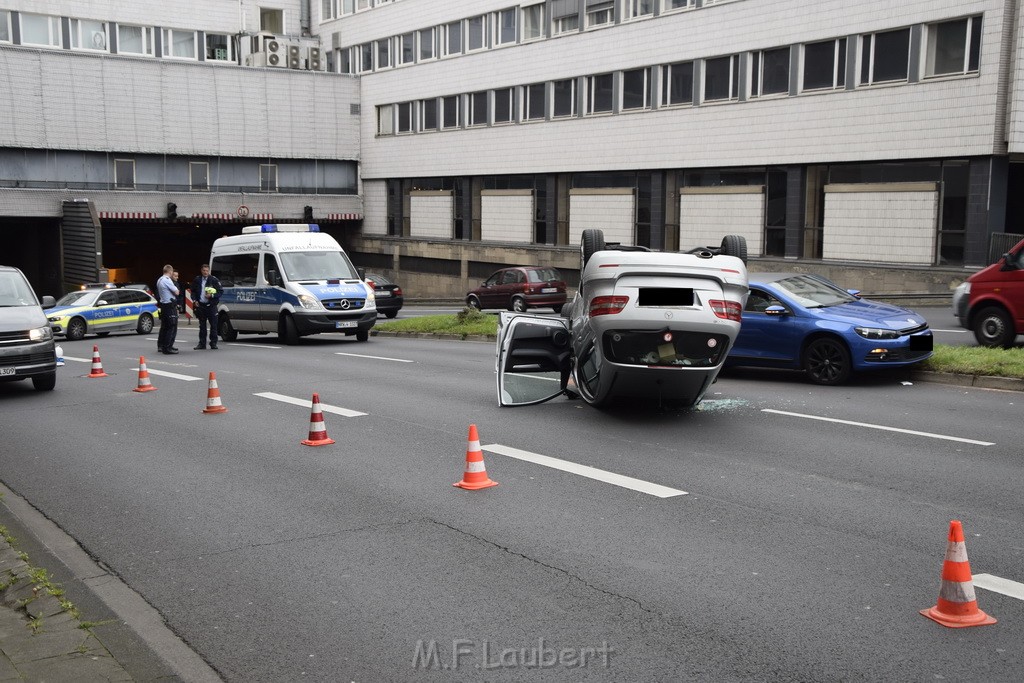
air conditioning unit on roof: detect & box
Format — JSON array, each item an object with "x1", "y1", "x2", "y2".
[
  {"x1": 307, "y1": 47, "x2": 322, "y2": 71},
  {"x1": 287, "y1": 44, "x2": 303, "y2": 69}
]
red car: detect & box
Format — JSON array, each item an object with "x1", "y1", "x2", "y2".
[{"x1": 466, "y1": 266, "x2": 567, "y2": 312}]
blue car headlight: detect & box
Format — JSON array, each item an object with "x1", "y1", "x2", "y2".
[{"x1": 855, "y1": 326, "x2": 900, "y2": 340}]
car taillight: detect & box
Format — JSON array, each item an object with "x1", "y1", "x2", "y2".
[
  {"x1": 589, "y1": 295, "x2": 629, "y2": 316},
  {"x1": 394, "y1": 287, "x2": 402, "y2": 296},
  {"x1": 365, "y1": 280, "x2": 376, "y2": 289},
  {"x1": 709, "y1": 300, "x2": 742, "y2": 322}
]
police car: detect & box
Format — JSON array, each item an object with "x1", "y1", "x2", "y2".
[{"x1": 46, "y1": 284, "x2": 159, "y2": 341}]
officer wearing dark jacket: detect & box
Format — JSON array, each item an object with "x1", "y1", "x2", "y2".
[{"x1": 190, "y1": 264, "x2": 223, "y2": 349}]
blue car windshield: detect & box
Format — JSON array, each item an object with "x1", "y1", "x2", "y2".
[
  {"x1": 775, "y1": 275, "x2": 857, "y2": 309},
  {"x1": 279, "y1": 251, "x2": 360, "y2": 281}
]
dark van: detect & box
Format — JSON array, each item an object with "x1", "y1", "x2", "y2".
[
  {"x1": 953, "y1": 237, "x2": 1024, "y2": 348},
  {"x1": 0, "y1": 265, "x2": 57, "y2": 391}
]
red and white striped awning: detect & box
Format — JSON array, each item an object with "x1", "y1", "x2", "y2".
[
  {"x1": 252, "y1": 213, "x2": 273, "y2": 221},
  {"x1": 326, "y1": 213, "x2": 362, "y2": 220},
  {"x1": 191, "y1": 213, "x2": 234, "y2": 221},
  {"x1": 99, "y1": 211, "x2": 158, "y2": 219}
]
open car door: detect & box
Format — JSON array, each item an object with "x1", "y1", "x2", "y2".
[{"x1": 496, "y1": 312, "x2": 571, "y2": 406}]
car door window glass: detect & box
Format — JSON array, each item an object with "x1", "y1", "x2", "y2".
[{"x1": 264, "y1": 254, "x2": 280, "y2": 285}]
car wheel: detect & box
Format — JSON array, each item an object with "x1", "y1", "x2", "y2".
[
  {"x1": 219, "y1": 315, "x2": 238, "y2": 342},
  {"x1": 279, "y1": 315, "x2": 299, "y2": 345},
  {"x1": 384, "y1": 310, "x2": 399, "y2": 319},
  {"x1": 511, "y1": 296, "x2": 527, "y2": 313},
  {"x1": 356, "y1": 329, "x2": 369, "y2": 342},
  {"x1": 32, "y1": 371, "x2": 56, "y2": 391},
  {"x1": 66, "y1": 317, "x2": 86, "y2": 341},
  {"x1": 137, "y1": 313, "x2": 154, "y2": 334},
  {"x1": 972, "y1": 306, "x2": 1014, "y2": 348},
  {"x1": 581, "y1": 229, "x2": 606, "y2": 270},
  {"x1": 466, "y1": 296, "x2": 482, "y2": 311},
  {"x1": 802, "y1": 337, "x2": 852, "y2": 385},
  {"x1": 721, "y1": 235, "x2": 748, "y2": 264}
]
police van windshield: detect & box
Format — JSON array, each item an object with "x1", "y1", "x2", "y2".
[{"x1": 279, "y1": 250, "x2": 359, "y2": 281}]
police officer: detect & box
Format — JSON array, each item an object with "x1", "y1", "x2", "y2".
[
  {"x1": 156, "y1": 264, "x2": 179, "y2": 354},
  {"x1": 191, "y1": 264, "x2": 223, "y2": 350}
]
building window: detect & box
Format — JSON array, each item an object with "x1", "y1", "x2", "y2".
[
  {"x1": 524, "y1": 83, "x2": 546, "y2": 120},
  {"x1": 116, "y1": 25, "x2": 153, "y2": 56},
  {"x1": 467, "y1": 15, "x2": 486, "y2": 51},
  {"x1": 586, "y1": 73, "x2": 614, "y2": 114},
  {"x1": 260, "y1": 8, "x2": 285, "y2": 33},
  {"x1": 494, "y1": 88, "x2": 514, "y2": 123},
  {"x1": 421, "y1": 99, "x2": 438, "y2": 130},
  {"x1": 377, "y1": 104, "x2": 394, "y2": 135},
  {"x1": 321, "y1": 0, "x2": 337, "y2": 21},
  {"x1": 622, "y1": 68, "x2": 651, "y2": 110},
  {"x1": 704, "y1": 55, "x2": 739, "y2": 102},
  {"x1": 445, "y1": 21, "x2": 462, "y2": 55},
  {"x1": 356, "y1": 0, "x2": 371, "y2": 10},
  {"x1": 860, "y1": 28, "x2": 910, "y2": 85},
  {"x1": 497, "y1": 8, "x2": 517, "y2": 45},
  {"x1": 751, "y1": 47, "x2": 789, "y2": 98},
  {"x1": 803, "y1": 38, "x2": 846, "y2": 91},
  {"x1": 338, "y1": 47, "x2": 351, "y2": 73},
  {"x1": 377, "y1": 38, "x2": 391, "y2": 68},
  {"x1": 399, "y1": 32, "x2": 415, "y2": 64},
  {"x1": 664, "y1": 0, "x2": 694, "y2": 11},
  {"x1": 397, "y1": 102, "x2": 413, "y2": 133},
  {"x1": 586, "y1": 2, "x2": 614, "y2": 29},
  {"x1": 925, "y1": 16, "x2": 982, "y2": 78},
  {"x1": 469, "y1": 91, "x2": 489, "y2": 126},
  {"x1": 19, "y1": 13, "x2": 61, "y2": 47},
  {"x1": 114, "y1": 159, "x2": 135, "y2": 190},
  {"x1": 661, "y1": 61, "x2": 694, "y2": 106},
  {"x1": 442, "y1": 95, "x2": 460, "y2": 129},
  {"x1": 0, "y1": 11, "x2": 9, "y2": 43},
  {"x1": 522, "y1": 4, "x2": 544, "y2": 41},
  {"x1": 260, "y1": 164, "x2": 279, "y2": 192},
  {"x1": 206, "y1": 33, "x2": 233, "y2": 61},
  {"x1": 553, "y1": 78, "x2": 577, "y2": 117},
  {"x1": 163, "y1": 29, "x2": 197, "y2": 59},
  {"x1": 627, "y1": 0, "x2": 655, "y2": 20},
  {"x1": 190, "y1": 162, "x2": 209, "y2": 191},
  {"x1": 343, "y1": 0, "x2": 355, "y2": 14},
  {"x1": 553, "y1": 10, "x2": 579, "y2": 36},
  {"x1": 71, "y1": 19, "x2": 109, "y2": 51},
  {"x1": 419, "y1": 27, "x2": 435, "y2": 60},
  {"x1": 360, "y1": 43, "x2": 373, "y2": 71}
]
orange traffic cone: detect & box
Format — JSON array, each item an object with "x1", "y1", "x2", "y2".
[
  {"x1": 87, "y1": 345, "x2": 108, "y2": 378},
  {"x1": 301, "y1": 393, "x2": 335, "y2": 446},
  {"x1": 454, "y1": 424, "x2": 498, "y2": 490},
  {"x1": 132, "y1": 356, "x2": 156, "y2": 392},
  {"x1": 920, "y1": 520, "x2": 997, "y2": 628},
  {"x1": 201, "y1": 372, "x2": 228, "y2": 414}
]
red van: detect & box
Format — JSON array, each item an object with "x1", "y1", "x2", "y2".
[{"x1": 952, "y1": 237, "x2": 1024, "y2": 347}]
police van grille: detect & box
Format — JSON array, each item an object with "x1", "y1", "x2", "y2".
[{"x1": 322, "y1": 298, "x2": 365, "y2": 311}]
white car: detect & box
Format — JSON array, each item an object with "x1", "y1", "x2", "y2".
[{"x1": 496, "y1": 230, "x2": 749, "y2": 408}]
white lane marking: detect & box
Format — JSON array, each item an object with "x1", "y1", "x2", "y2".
[
  {"x1": 227, "y1": 343, "x2": 282, "y2": 349},
  {"x1": 64, "y1": 356, "x2": 90, "y2": 363},
  {"x1": 974, "y1": 573, "x2": 1024, "y2": 601},
  {"x1": 146, "y1": 369, "x2": 204, "y2": 381},
  {"x1": 254, "y1": 391, "x2": 367, "y2": 417},
  {"x1": 762, "y1": 409, "x2": 995, "y2": 446},
  {"x1": 482, "y1": 444, "x2": 687, "y2": 498},
  {"x1": 932, "y1": 328, "x2": 967, "y2": 334},
  {"x1": 335, "y1": 352, "x2": 413, "y2": 363}
]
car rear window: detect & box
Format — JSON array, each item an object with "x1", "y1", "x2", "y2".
[{"x1": 527, "y1": 268, "x2": 561, "y2": 283}]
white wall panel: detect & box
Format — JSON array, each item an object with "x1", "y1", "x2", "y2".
[
  {"x1": 361, "y1": 180, "x2": 388, "y2": 235},
  {"x1": 823, "y1": 185, "x2": 938, "y2": 265},
  {"x1": 679, "y1": 189, "x2": 764, "y2": 255},
  {"x1": 481, "y1": 191, "x2": 533, "y2": 243},
  {"x1": 410, "y1": 191, "x2": 452, "y2": 239},
  {"x1": 569, "y1": 191, "x2": 634, "y2": 246}
]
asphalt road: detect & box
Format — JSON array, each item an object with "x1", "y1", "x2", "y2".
[{"x1": 1, "y1": 324, "x2": 1020, "y2": 681}]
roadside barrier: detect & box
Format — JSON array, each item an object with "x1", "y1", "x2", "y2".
[
  {"x1": 301, "y1": 393, "x2": 335, "y2": 446},
  {"x1": 202, "y1": 372, "x2": 228, "y2": 414},
  {"x1": 132, "y1": 356, "x2": 156, "y2": 392},
  {"x1": 920, "y1": 520, "x2": 996, "y2": 628},
  {"x1": 87, "y1": 345, "x2": 107, "y2": 378},
  {"x1": 454, "y1": 424, "x2": 498, "y2": 490}
]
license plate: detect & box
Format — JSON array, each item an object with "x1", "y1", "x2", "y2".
[
  {"x1": 541, "y1": 287, "x2": 557, "y2": 293},
  {"x1": 376, "y1": 291, "x2": 391, "y2": 297},
  {"x1": 0, "y1": 367, "x2": 14, "y2": 376},
  {"x1": 335, "y1": 321, "x2": 357, "y2": 329}
]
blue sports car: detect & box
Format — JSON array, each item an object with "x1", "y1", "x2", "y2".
[{"x1": 726, "y1": 273, "x2": 933, "y2": 385}]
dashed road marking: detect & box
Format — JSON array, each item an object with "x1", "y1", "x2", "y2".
[
  {"x1": 254, "y1": 391, "x2": 367, "y2": 417},
  {"x1": 974, "y1": 574, "x2": 1024, "y2": 601},
  {"x1": 482, "y1": 444, "x2": 687, "y2": 498},
  {"x1": 335, "y1": 352, "x2": 413, "y2": 363},
  {"x1": 762, "y1": 409, "x2": 995, "y2": 446}
]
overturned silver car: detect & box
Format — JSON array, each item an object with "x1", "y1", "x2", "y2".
[{"x1": 496, "y1": 230, "x2": 749, "y2": 409}]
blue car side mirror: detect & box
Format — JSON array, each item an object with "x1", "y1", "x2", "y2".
[{"x1": 765, "y1": 305, "x2": 787, "y2": 316}]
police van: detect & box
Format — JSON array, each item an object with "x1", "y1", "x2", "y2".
[{"x1": 210, "y1": 224, "x2": 376, "y2": 344}]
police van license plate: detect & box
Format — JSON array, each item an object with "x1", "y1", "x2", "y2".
[
  {"x1": 335, "y1": 321, "x2": 357, "y2": 329},
  {"x1": 0, "y1": 367, "x2": 15, "y2": 376}
]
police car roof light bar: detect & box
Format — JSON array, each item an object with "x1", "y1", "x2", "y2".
[{"x1": 241, "y1": 223, "x2": 320, "y2": 234}]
